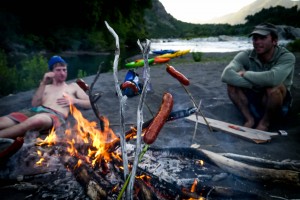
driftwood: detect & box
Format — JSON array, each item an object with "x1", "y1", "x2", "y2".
[
  {"x1": 197, "y1": 148, "x2": 300, "y2": 185},
  {"x1": 105, "y1": 21, "x2": 130, "y2": 185},
  {"x1": 127, "y1": 39, "x2": 152, "y2": 200},
  {"x1": 220, "y1": 152, "x2": 300, "y2": 172}
]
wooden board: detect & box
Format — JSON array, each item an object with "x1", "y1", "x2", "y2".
[{"x1": 185, "y1": 114, "x2": 279, "y2": 144}]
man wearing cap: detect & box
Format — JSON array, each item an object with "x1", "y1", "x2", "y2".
[
  {"x1": 0, "y1": 55, "x2": 91, "y2": 138},
  {"x1": 221, "y1": 23, "x2": 295, "y2": 131}
]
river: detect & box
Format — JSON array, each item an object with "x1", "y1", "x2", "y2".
[{"x1": 65, "y1": 36, "x2": 292, "y2": 80}]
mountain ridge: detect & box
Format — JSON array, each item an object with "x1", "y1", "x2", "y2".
[{"x1": 206, "y1": 0, "x2": 300, "y2": 25}]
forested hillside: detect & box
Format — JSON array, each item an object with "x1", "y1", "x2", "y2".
[{"x1": 0, "y1": 0, "x2": 152, "y2": 53}]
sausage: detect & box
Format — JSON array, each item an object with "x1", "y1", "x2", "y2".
[
  {"x1": 0, "y1": 137, "x2": 24, "y2": 160},
  {"x1": 76, "y1": 78, "x2": 89, "y2": 92},
  {"x1": 121, "y1": 81, "x2": 139, "y2": 94},
  {"x1": 143, "y1": 92, "x2": 173, "y2": 144},
  {"x1": 166, "y1": 64, "x2": 190, "y2": 86}
]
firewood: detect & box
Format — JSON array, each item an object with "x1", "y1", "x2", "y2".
[
  {"x1": 61, "y1": 154, "x2": 116, "y2": 200},
  {"x1": 198, "y1": 148, "x2": 300, "y2": 185}
]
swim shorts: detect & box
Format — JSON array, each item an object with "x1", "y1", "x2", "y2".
[
  {"x1": 244, "y1": 89, "x2": 292, "y2": 119},
  {"x1": 7, "y1": 106, "x2": 66, "y2": 129}
]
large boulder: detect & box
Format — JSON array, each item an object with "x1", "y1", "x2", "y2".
[{"x1": 277, "y1": 25, "x2": 300, "y2": 40}]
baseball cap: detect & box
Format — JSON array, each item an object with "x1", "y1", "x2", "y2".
[
  {"x1": 48, "y1": 55, "x2": 67, "y2": 71},
  {"x1": 248, "y1": 23, "x2": 278, "y2": 37}
]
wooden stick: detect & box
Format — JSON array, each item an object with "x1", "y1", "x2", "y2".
[
  {"x1": 181, "y1": 83, "x2": 213, "y2": 132},
  {"x1": 88, "y1": 65, "x2": 104, "y2": 130},
  {"x1": 105, "y1": 21, "x2": 129, "y2": 183}
]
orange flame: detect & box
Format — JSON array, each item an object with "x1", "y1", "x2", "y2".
[
  {"x1": 191, "y1": 179, "x2": 197, "y2": 193},
  {"x1": 36, "y1": 127, "x2": 57, "y2": 146},
  {"x1": 36, "y1": 103, "x2": 119, "y2": 168}
]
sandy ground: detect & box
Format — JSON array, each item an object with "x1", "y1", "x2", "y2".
[{"x1": 0, "y1": 51, "x2": 300, "y2": 198}]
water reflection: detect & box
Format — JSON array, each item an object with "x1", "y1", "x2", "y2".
[
  {"x1": 63, "y1": 53, "x2": 114, "y2": 81},
  {"x1": 61, "y1": 49, "x2": 139, "y2": 81}
]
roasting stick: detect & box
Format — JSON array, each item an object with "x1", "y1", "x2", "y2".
[
  {"x1": 118, "y1": 92, "x2": 173, "y2": 200},
  {"x1": 105, "y1": 21, "x2": 129, "y2": 182},
  {"x1": 166, "y1": 64, "x2": 212, "y2": 132},
  {"x1": 181, "y1": 83, "x2": 213, "y2": 132},
  {"x1": 117, "y1": 144, "x2": 150, "y2": 200},
  {"x1": 118, "y1": 39, "x2": 152, "y2": 200},
  {"x1": 126, "y1": 39, "x2": 152, "y2": 199},
  {"x1": 191, "y1": 100, "x2": 202, "y2": 142}
]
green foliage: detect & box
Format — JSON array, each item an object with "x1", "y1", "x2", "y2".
[
  {"x1": 0, "y1": 0, "x2": 152, "y2": 53},
  {"x1": 286, "y1": 39, "x2": 300, "y2": 52},
  {"x1": 18, "y1": 55, "x2": 48, "y2": 91},
  {"x1": 0, "y1": 53, "x2": 48, "y2": 97},
  {"x1": 84, "y1": 31, "x2": 108, "y2": 51},
  {"x1": 245, "y1": 6, "x2": 300, "y2": 28},
  {"x1": 0, "y1": 49, "x2": 18, "y2": 97},
  {"x1": 77, "y1": 69, "x2": 87, "y2": 78},
  {"x1": 192, "y1": 52, "x2": 203, "y2": 62}
]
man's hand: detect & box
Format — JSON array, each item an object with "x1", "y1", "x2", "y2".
[
  {"x1": 238, "y1": 70, "x2": 245, "y2": 77},
  {"x1": 42, "y1": 72, "x2": 55, "y2": 85},
  {"x1": 56, "y1": 93, "x2": 74, "y2": 107}
]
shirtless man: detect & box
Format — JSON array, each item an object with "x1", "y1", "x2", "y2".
[
  {"x1": 0, "y1": 55, "x2": 91, "y2": 138},
  {"x1": 221, "y1": 23, "x2": 295, "y2": 131}
]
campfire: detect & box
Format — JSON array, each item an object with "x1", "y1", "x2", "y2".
[
  {"x1": 0, "y1": 104, "x2": 237, "y2": 199},
  {"x1": 1, "y1": 99, "x2": 299, "y2": 199}
]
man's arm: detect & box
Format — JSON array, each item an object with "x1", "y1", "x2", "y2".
[
  {"x1": 221, "y1": 52, "x2": 254, "y2": 88},
  {"x1": 72, "y1": 83, "x2": 92, "y2": 109},
  {"x1": 32, "y1": 72, "x2": 55, "y2": 107},
  {"x1": 243, "y1": 52, "x2": 295, "y2": 88},
  {"x1": 31, "y1": 82, "x2": 47, "y2": 107}
]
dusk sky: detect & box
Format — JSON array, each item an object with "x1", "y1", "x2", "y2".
[{"x1": 159, "y1": 0, "x2": 256, "y2": 23}]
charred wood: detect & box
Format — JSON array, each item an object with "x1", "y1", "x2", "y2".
[{"x1": 61, "y1": 154, "x2": 118, "y2": 200}]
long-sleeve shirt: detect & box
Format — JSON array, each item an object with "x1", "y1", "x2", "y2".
[{"x1": 221, "y1": 46, "x2": 295, "y2": 91}]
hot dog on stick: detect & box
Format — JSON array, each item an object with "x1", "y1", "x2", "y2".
[
  {"x1": 166, "y1": 64, "x2": 190, "y2": 86},
  {"x1": 143, "y1": 92, "x2": 174, "y2": 144}
]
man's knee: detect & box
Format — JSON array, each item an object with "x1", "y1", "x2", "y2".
[
  {"x1": 265, "y1": 85, "x2": 286, "y2": 101},
  {"x1": 25, "y1": 115, "x2": 53, "y2": 131},
  {"x1": 227, "y1": 84, "x2": 245, "y2": 98},
  {"x1": 0, "y1": 116, "x2": 17, "y2": 129}
]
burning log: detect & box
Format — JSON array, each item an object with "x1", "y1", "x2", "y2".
[
  {"x1": 61, "y1": 154, "x2": 117, "y2": 200},
  {"x1": 197, "y1": 148, "x2": 300, "y2": 185}
]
